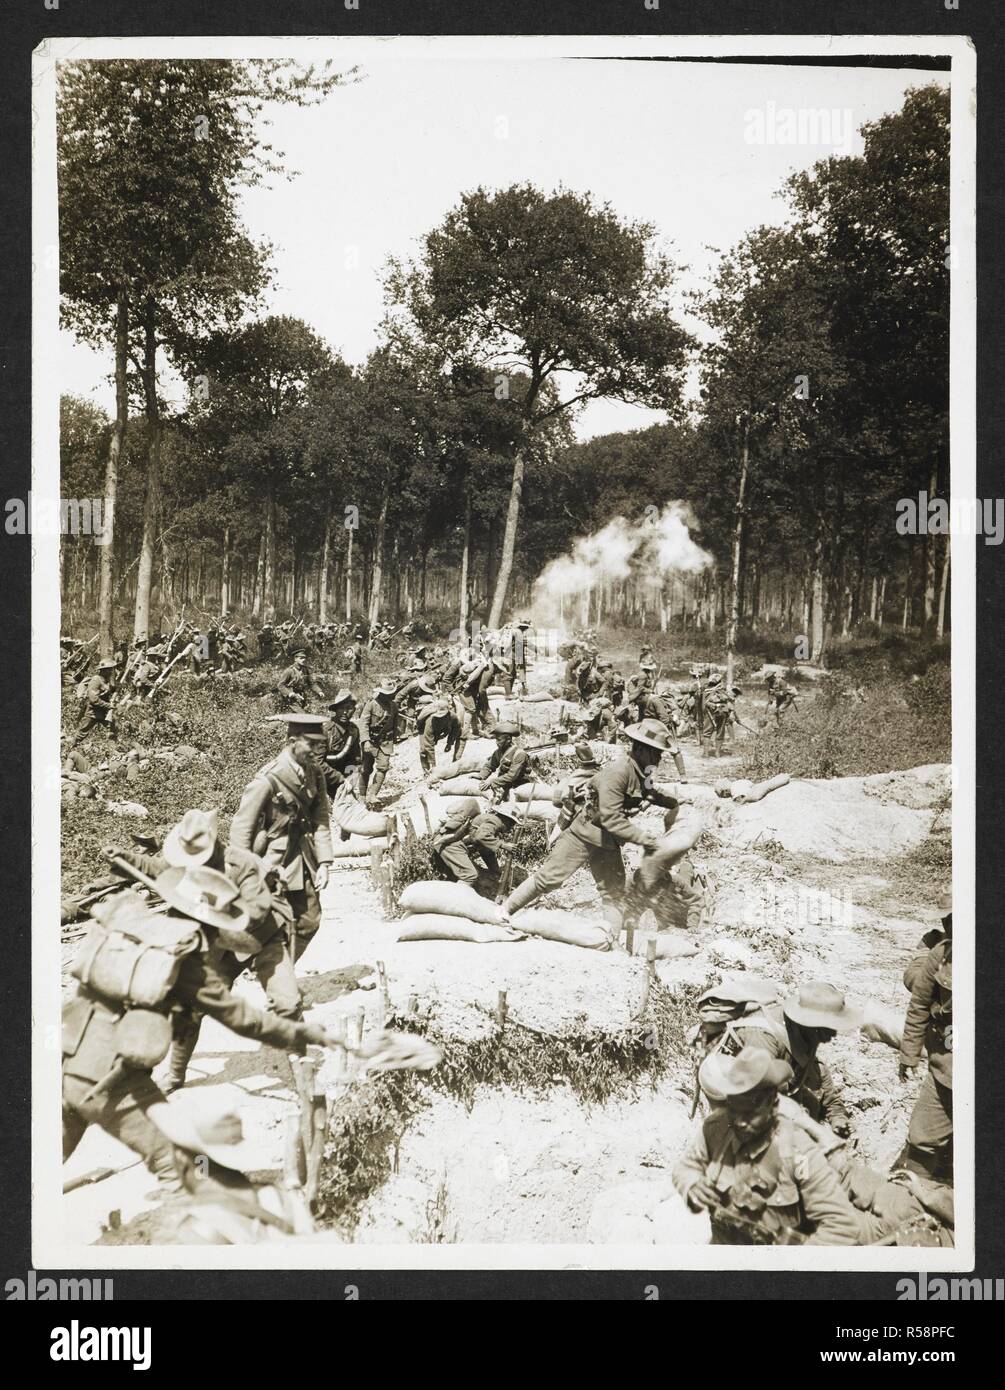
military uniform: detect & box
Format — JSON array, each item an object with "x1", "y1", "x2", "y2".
[
  {"x1": 75, "y1": 667, "x2": 117, "y2": 740},
  {"x1": 480, "y1": 741, "x2": 531, "y2": 795},
  {"x1": 229, "y1": 745, "x2": 335, "y2": 960},
  {"x1": 505, "y1": 746, "x2": 676, "y2": 937},
  {"x1": 712, "y1": 1006, "x2": 851, "y2": 1133},
  {"x1": 431, "y1": 798, "x2": 514, "y2": 890},
  {"x1": 62, "y1": 922, "x2": 320, "y2": 1185},
  {"x1": 900, "y1": 940, "x2": 953, "y2": 1178},
  {"x1": 356, "y1": 691, "x2": 401, "y2": 803},
  {"x1": 324, "y1": 710, "x2": 360, "y2": 795},
  {"x1": 673, "y1": 1110, "x2": 867, "y2": 1246},
  {"x1": 276, "y1": 661, "x2": 320, "y2": 711},
  {"x1": 417, "y1": 695, "x2": 465, "y2": 775}
]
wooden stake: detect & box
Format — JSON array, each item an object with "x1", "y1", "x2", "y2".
[
  {"x1": 496, "y1": 990, "x2": 508, "y2": 1030},
  {"x1": 369, "y1": 843, "x2": 384, "y2": 886},
  {"x1": 624, "y1": 924, "x2": 635, "y2": 956},
  {"x1": 646, "y1": 935, "x2": 658, "y2": 983},
  {"x1": 375, "y1": 960, "x2": 389, "y2": 1027},
  {"x1": 407, "y1": 993, "x2": 418, "y2": 1016}
]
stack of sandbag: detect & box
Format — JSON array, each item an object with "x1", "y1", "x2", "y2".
[
  {"x1": 511, "y1": 782, "x2": 556, "y2": 802},
  {"x1": 330, "y1": 783, "x2": 389, "y2": 837},
  {"x1": 396, "y1": 880, "x2": 524, "y2": 944},
  {"x1": 509, "y1": 908, "x2": 610, "y2": 951},
  {"x1": 331, "y1": 834, "x2": 389, "y2": 859},
  {"x1": 435, "y1": 775, "x2": 484, "y2": 797}
]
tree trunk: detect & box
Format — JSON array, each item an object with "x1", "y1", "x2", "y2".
[
  {"x1": 725, "y1": 416, "x2": 750, "y2": 685},
  {"x1": 221, "y1": 525, "x2": 231, "y2": 617},
  {"x1": 345, "y1": 524, "x2": 354, "y2": 622},
  {"x1": 252, "y1": 532, "x2": 265, "y2": 620},
  {"x1": 319, "y1": 501, "x2": 332, "y2": 623},
  {"x1": 937, "y1": 538, "x2": 950, "y2": 640},
  {"x1": 488, "y1": 452, "x2": 525, "y2": 629},
  {"x1": 97, "y1": 292, "x2": 128, "y2": 656},
  {"x1": 459, "y1": 485, "x2": 472, "y2": 642},
  {"x1": 133, "y1": 311, "x2": 161, "y2": 641},
  {"x1": 923, "y1": 460, "x2": 939, "y2": 632},
  {"x1": 810, "y1": 532, "x2": 827, "y2": 663},
  {"x1": 264, "y1": 485, "x2": 277, "y2": 623},
  {"x1": 368, "y1": 486, "x2": 389, "y2": 627}
]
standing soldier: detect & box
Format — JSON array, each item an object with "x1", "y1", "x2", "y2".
[
  {"x1": 73, "y1": 656, "x2": 120, "y2": 743},
  {"x1": 356, "y1": 679, "x2": 402, "y2": 807},
  {"x1": 899, "y1": 922, "x2": 953, "y2": 1181},
  {"x1": 503, "y1": 718, "x2": 679, "y2": 941},
  {"x1": 344, "y1": 628, "x2": 366, "y2": 675},
  {"x1": 257, "y1": 623, "x2": 274, "y2": 663},
  {"x1": 323, "y1": 690, "x2": 360, "y2": 796},
  {"x1": 276, "y1": 648, "x2": 324, "y2": 711},
  {"x1": 229, "y1": 713, "x2": 334, "y2": 962},
  {"x1": 62, "y1": 863, "x2": 337, "y2": 1191},
  {"x1": 765, "y1": 671, "x2": 798, "y2": 723}
]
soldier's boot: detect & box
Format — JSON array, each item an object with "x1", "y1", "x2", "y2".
[
  {"x1": 164, "y1": 1019, "x2": 202, "y2": 1094},
  {"x1": 673, "y1": 752, "x2": 687, "y2": 781},
  {"x1": 367, "y1": 770, "x2": 387, "y2": 806},
  {"x1": 503, "y1": 874, "x2": 540, "y2": 917}
]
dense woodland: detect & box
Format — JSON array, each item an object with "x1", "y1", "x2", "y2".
[{"x1": 58, "y1": 62, "x2": 950, "y2": 661}]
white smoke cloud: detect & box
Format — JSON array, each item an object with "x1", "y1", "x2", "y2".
[{"x1": 531, "y1": 502, "x2": 712, "y2": 623}]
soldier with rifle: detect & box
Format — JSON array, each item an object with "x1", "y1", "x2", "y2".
[
  {"x1": 72, "y1": 656, "x2": 120, "y2": 744},
  {"x1": 429, "y1": 797, "x2": 521, "y2": 897},
  {"x1": 276, "y1": 648, "x2": 325, "y2": 711},
  {"x1": 100, "y1": 808, "x2": 305, "y2": 1094},
  {"x1": 672, "y1": 1046, "x2": 870, "y2": 1245}
]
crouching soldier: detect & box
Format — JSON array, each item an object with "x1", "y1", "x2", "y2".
[
  {"x1": 73, "y1": 656, "x2": 119, "y2": 743},
  {"x1": 899, "y1": 930, "x2": 953, "y2": 1181},
  {"x1": 478, "y1": 720, "x2": 531, "y2": 800},
  {"x1": 229, "y1": 714, "x2": 334, "y2": 962},
  {"x1": 673, "y1": 1046, "x2": 870, "y2": 1245},
  {"x1": 62, "y1": 865, "x2": 337, "y2": 1191},
  {"x1": 416, "y1": 689, "x2": 466, "y2": 775},
  {"x1": 430, "y1": 797, "x2": 520, "y2": 896},
  {"x1": 276, "y1": 648, "x2": 324, "y2": 711}
]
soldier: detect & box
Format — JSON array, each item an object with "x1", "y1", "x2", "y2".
[
  {"x1": 416, "y1": 688, "x2": 466, "y2": 775},
  {"x1": 459, "y1": 652, "x2": 495, "y2": 736},
  {"x1": 503, "y1": 718, "x2": 679, "y2": 941},
  {"x1": 131, "y1": 645, "x2": 164, "y2": 700},
  {"x1": 229, "y1": 713, "x2": 334, "y2": 961},
  {"x1": 62, "y1": 864, "x2": 337, "y2": 1190},
  {"x1": 764, "y1": 670, "x2": 798, "y2": 723},
  {"x1": 104, "y1": 808, "x2": 305, "y2": 1094},
  {"x1": 356, "y1": 679, "x2": 402, "y2": 807},
  {"x1": 479, "y1": 719, "x2": 532, "y2": 799},
  {"x1": 899, "y1": 926, "x2": 953, "y2": 1181},
  {"x1": 429, "y1": 797, "x2": 520, "y2": 894},
  {"x1": 673, "y1": 1047, "x2": 869, "y2": 1246},
  {"x1": 573, "y1": 695, "x2": 619, "y2": 744},
  {"x1": 904, "y1": 889, "x2": 952, "y2": 991},
  {"x1": 257, "y1": 623, "x2": 274, "y2": 663},
  {"x1": 276, "y1": 648, "x2": 324, "y2": 711},
  {"x1": 344, "y1": 630, "x2": 366, "y2": 675},
  {"x1": 323, "y1": 690, "x2": 360, "y2": 795},
  {"x1": 705, "y1": 677, "x2": 747, "y2": 755},
  {"x1": 551, "y1": 741, "x2": 601, "y2": 836},
  {"x1": 72, "y1": 656, "x2": 119, "y2": 742},
  {"x1": 701, "y1": 981, "x2": 861, "y2": 1137}
]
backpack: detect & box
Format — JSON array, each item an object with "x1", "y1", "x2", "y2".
[{"x1": 71, "y1": 890, "x2": 202, "y2": 1009}]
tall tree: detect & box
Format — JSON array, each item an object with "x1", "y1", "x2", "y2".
[{"x1": 385, "y1": 183, "x2": 693, "y2": 627}]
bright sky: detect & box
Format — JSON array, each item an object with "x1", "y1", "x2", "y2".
[{"x1": 58, "y1": 56, "x2": 946, "y2": 439}]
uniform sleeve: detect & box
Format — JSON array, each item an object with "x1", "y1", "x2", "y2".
[
  {"x1": 225, "y1": 850, "x2": 277, "y2": 928},
  {"x1": 356, "y1": 700, "x2": 373, "y2": 746},
  {"x1": 174, "y1": 952, "x2": 310, "y2": 1052},
  {"x1": 228, "y1": 778, "x2": 271, "y2": 852},
  {"x1": 900, "y1": 947, "x2": 939, "y2": 1068},
  {"x1": 596, "y1": 763, "x2": 654, "y2": 847},
  {"x1": 816, "y1": 1060, "x2": 849, "y2": 1129},
  {"x1": 796, "y1": 1144, "x2": 874, "y2": 1246},
  {"x1": 672, "y1": 1118, "x2": 714, "y2": 1204},
  {"x1": 112, "y1": 849, "x2": 169, "y2": 881}
]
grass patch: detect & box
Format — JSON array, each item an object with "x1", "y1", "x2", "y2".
[{"x1": 315, "y1": 979, "x2": 702, "y2": 1234}]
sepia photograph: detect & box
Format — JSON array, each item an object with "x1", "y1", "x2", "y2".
[{"x1": 30, "y1": 32, "x2": 975, "y2": 1272}]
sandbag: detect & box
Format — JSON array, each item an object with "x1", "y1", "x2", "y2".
[
  {"x1": 330, "y1": 785, "x2": 389, "y2": 837},
  {"x1": 436, "y1": 776, "x2": 484, "y2": 797},
  {"x1": 398, "y1": 879, "x2": 505, "y2": 924},
  {"x1": 511, "y1": 909, "x2": 611, "y2": 951},
  {"x1": 522, "y1": 800, "x2": 560, "y2": 823},
  {"x1": 861, "y1": 1000, "x2": 903, "y2": 1050},
  {"x1": 732, "y1": 773, "x2": 790, "y2": 805},
  {"x1": 425, "y1": 756, "x2": 484, "y2": 786},
  {"x1": 628, "y1": 933, "x2": 699, "y2": 960},
  {"x1": 330, "y1": 835, "x2": 388, "y2": 859},
  {"x1": 518, "y1": 691, "x2": 553, "y2": 704},
  {"x1": 397, "y1": 913, "x2": 524, "y2": 944},
  {"x1": 512, "y1": 781, "x2": 556, "y2": 802}
]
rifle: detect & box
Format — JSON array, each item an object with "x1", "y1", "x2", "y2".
[
  {"x1": 495, "y1": 801, "x2": 534, "y2": 903},
  {"x1": 707, "y1": 1200, "x2": 807, "y2": 1246},
  {"x1": 146, "y1": 641, "x2": 193, "y2": 697}
]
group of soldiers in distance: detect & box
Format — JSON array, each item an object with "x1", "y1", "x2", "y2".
[{"x1": 59, "y1": 609, "x2": 953, "y2": 1248}]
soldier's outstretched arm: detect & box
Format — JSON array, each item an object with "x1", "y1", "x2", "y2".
[{"x1": 173, "y1": 952, "x2": 317, "y2": 1053}]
